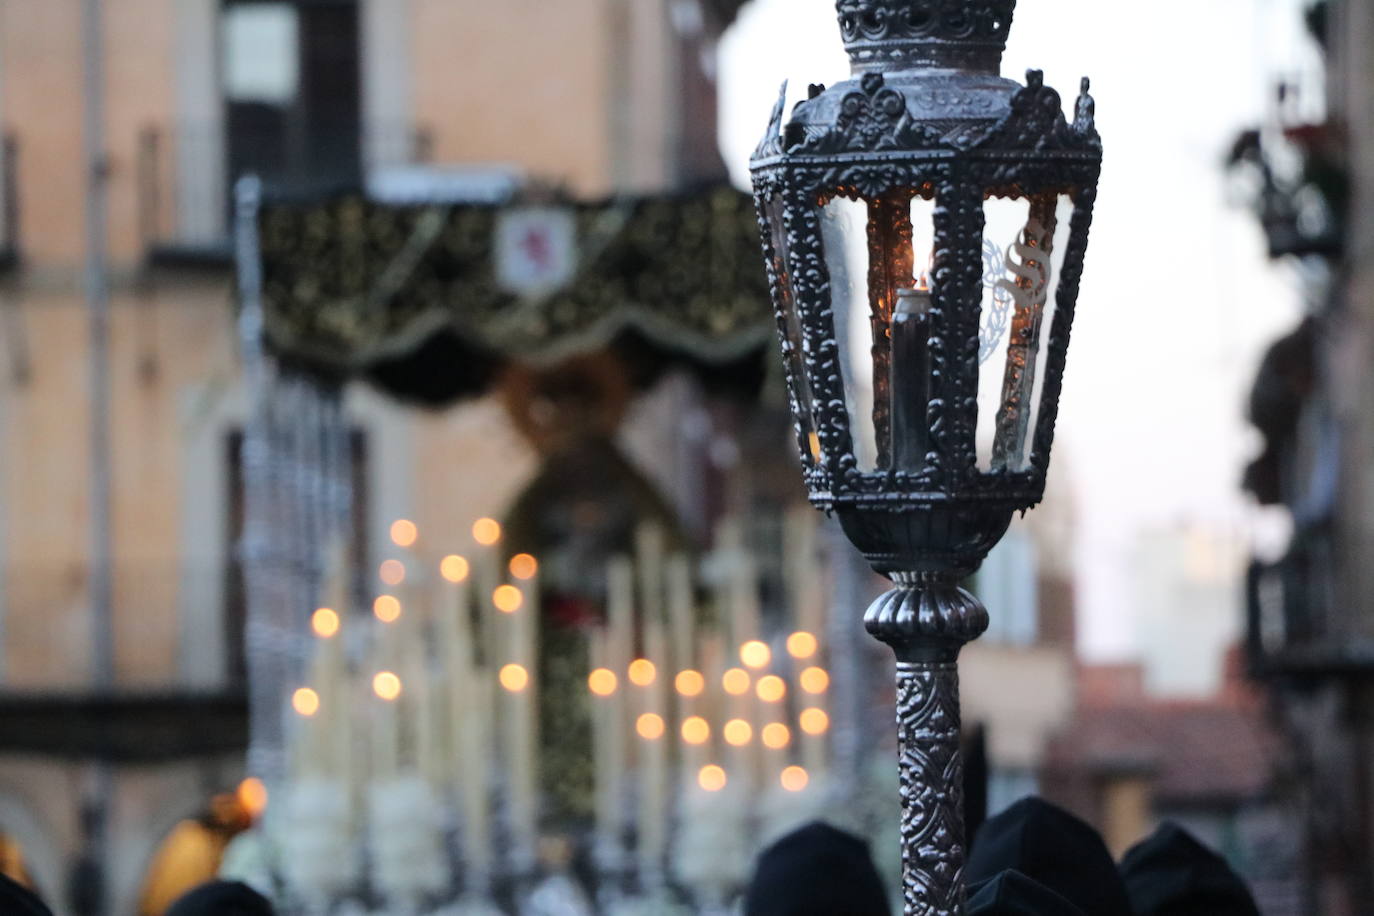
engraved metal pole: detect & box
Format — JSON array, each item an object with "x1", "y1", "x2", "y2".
[{"x1": 866, "y1": 573, "x2": 988, "y2": 914}]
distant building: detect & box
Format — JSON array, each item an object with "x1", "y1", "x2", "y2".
[{"x1": 1237, "y1": 0, "x2": 1374, "y2": 912}]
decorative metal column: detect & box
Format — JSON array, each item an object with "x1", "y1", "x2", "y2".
[{"x1": 749, "y1": 2, "x2": 1102, "y2": 911}]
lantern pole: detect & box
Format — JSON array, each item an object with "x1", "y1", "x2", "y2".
[
  {"x1": 749, "y1": 3, "x2": 1102, "y2": 912},
  {"x1": 866, "y1": 572, "x2": 988, "y2": 913}
]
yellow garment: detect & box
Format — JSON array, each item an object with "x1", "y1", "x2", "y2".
[{"x1": 137, "y1": 820, "x2": 228, "y2": 916}]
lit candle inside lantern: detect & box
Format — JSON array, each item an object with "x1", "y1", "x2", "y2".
[{"x1": 890, "y1": 276, "x2": 935, "y2": 472}]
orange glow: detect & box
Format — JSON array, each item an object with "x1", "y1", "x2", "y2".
[
  {"x1": 390, "y1": 519, "x2": 418, "y2": 548},
  {"x1": 800, "y1": 667, "x2": 830, "y2": 694},
  {"x1": 628, "y1": 659, "x2": 657, "y2": 687},
  {"x1": 739, "y1": 640, "x2": 771, "y2": 669},
  {"x1": 493, "y1": 584, "x2": 524, "y2": 613},
  {"x1": 636, "y1": 713, "x2": 666, "y2": 740},
  {"x1": 373, "y1": 595, "x2": 402, "y2": 623},
  {"x1": 292, "y1": 687, "x2": 320, "y2": 717},
  {"x1": 588, "y1": 668, "x2": 618, "y2": 696},
  {"x1": 723, "y1": 719, "x2": 753, "y2": 746},
  {"x1": 722, "y1": 668, "x2": 751, "y2": 696},
  {"x1": 379, "y1": 558, "x2": 406, "y2": 586},
  {"x1": 787, "y1": 631, "x2": 819, "y2": 659},
  {"x1": 807, "y1": 431, "x2": 822, "y2": 462},
  {"x1": 698, "y1": 765, "x2": 727, "y2": 792},
  {"x1": 237, "y1": 778, "x2": 268, "y2": 819},
  {"x1": 508, "y1": 553, "x2": 539, "y2": 580},
  {"x1": 373, "y1": 671, "x2": 402, "y2": 701},
  {"x1": 762, "y1": 722, "x2": 791, "y2": 749},
  {"x1": 800, "y1": 707, "x2": 831, "y2": 735},
  {"x1": 675, "y1": 669, "x2": 705, "y2": 697},
  {"x1": 311, "y1": 607, "x2": 340, "y2": 639},
  {"x1": 681, "y1": 716, "x2": 710, "y2": 745},
  {"x1": 756, "y1": 675, "x2": 787, "y2": 703},
  {"x1": 499, "y1": 664, "x2": 530, "y2": 693},
  {"x1": 440, "y1": 554, "x2": 470, "y2": 583},
  {"x1": 780, "y1": 766, "x2": 810, "y2": 792},
  {"x1": 473, "y1": 518, "x2": 502, "y2": 546}
]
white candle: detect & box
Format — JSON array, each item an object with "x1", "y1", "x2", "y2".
[
  {"x1": 636, "y1": 617, "x2": 670, "y2": 878},
  {"x1": 502, "y1": 568, "x2": 540, "y2": 865},
  {"x1": 460, "y1": 667, "x2": 495, "y2": 877},
  {"x1": 588, "y1": 631, "x2": 626, "y2": 866}
]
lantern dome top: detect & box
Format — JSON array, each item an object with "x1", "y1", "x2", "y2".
[{"x1": 836, "y1": 0, "x2": 1016, "y2": 74}]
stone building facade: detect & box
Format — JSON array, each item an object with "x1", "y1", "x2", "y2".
[{"x1": 0, "y1": 1, "x2": 741, "y2": 912}]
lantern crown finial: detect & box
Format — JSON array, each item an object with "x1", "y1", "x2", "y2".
[{"x1": 835, "y1": 0, "x2": 1016, "y2": 74}]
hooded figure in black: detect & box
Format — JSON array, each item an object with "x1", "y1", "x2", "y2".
[
  {"x1": 965, "y1": 798, "x2": 1132, "y2": 916},
  {"x1": 966, "y1": 868, "x2": 1086, "y2": 915},
  {"x1": 744, "y1": 821, "x2": 890, "y2": 916},
  {"x1": 0, "y1": 874, "x2": 53, "y2": 916},
  {"x1": 1119, "y1": 822, "x2": 1261, "y2": 915},
  {"x1": 165, "y1": 881, "x2": 275, "y2": 916}
]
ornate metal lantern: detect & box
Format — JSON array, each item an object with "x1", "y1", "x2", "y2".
[{"x1": 750, "y1": 2, "x2": 1101, "y2": 912}]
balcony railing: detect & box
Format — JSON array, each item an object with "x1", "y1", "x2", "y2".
[
  {"x1": 1246, "y1": 528, "x2": 1374, "y2": 676},
  {"x1": 138, "y1": 122, "x2": 432, "y2": 268},
  {"x1": 0, "y1": 132, "x2": 19, "y2": 269},
  {"x1": 0, "y1": 562, "x2": 249, "y2": 694}
]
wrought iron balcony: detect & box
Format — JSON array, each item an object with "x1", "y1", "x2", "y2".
[
  {"x1": 1246, "y1": 529, "x2": 1374, "y2": 678},
  {"x1": 0, "y1": 132, "x2": 19, "y2": 270},
  {"x1": 138, "y1": 122, "x2": 432, "y2": 268}
]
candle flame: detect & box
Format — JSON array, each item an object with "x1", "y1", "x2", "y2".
[
  {"x1": 675, "y1": 669, "x2": 705, "y2": 697},
  {"x1": 499, "y1": 664, "x2": 530, "y2": 693},
  {"x1": 636, "y1": 713, "x2": 666, "y2": 740},
  {"x1": 762, "y1": 722, "x2": 791, "y2": 749},
  {"x1": 373, "y1": 595, "x2": 402, "y2": 623},
  {"x1": 588, "y1": 668, "x2": 618, "y2": 696},
  {"x1": 440, "y1": 554, "x2": 470, "y2": 583},
  {"x1": 757, "y1": 675, "x2": 787, "y2": 703},
  {"x1": 786, "y1": 631, "x2": 818, "y2": 659},
  {"x1": 311, "y1": 607, "x2": 340, "y2": 639},
  {"x1": 379, "y1": 558, "x2": 406, "y2": 586},
  {"x1": 722, "y1": 668, "x2": 751, "y2": 696},
  {"x1": 698, "y1": 765, "x2": 727, "y2": 792},
  {"x1": 800, "y1": 707, "x2": 830, "y2": 735},
  {"x1": 780, "y1": 766, "x2": 810, "y2": 792},
  {"x1": 681, "y1": 716, "x2": 710, "y2": 745},
  {"x1": 723, "y1": 719, "x2": 753, "y2": 746},
  {"x1": 373, "y1": 671, "x2": 402, "y2": 701},
  {"x1": 628, "y1": 659, "x2": 657, "y2": 687},
  {"x1": 508, "y1": 553, "x2": 538, "y2": 580},
  {"x1": 493, "y1": 584, "x2": 524, "y2": 613},
  {"x1": 800, "y1": 667, "x2": 830, "y2": 694},
  {"x1": 292, "y1": 687, "x2": 320, "y2": 717},
  {"x1": 740, "y1": 640, "x2": 771, "y2": 669},
  {"x1": 237, "y1": 778, "x2": 268, "y2": 819},
  {"x1": 390, "y1": 519, "x2": 418, "y2": 548},
  {"x1": 473, "y1": 518, "x2": 502, "y2": 546}
]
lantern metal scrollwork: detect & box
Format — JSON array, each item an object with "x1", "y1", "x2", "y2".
[{"x1": 750, "y1": 1, "x2": 1101, "y2": 913}]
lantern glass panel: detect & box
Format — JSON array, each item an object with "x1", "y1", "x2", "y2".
[
  {"x1": 975, "y1": 192, "x2": 1075, "y2": 472},
  {"x1": 819, "y1": 195, "x2": 878, "y2": 471},
  {"x1": 765, "y1": 196, "x2": 822, "y2": 465}
]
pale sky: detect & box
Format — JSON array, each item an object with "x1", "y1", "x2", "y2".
[{"x1": 717, "y1": 0, "x2": 1319, "y2": 662}]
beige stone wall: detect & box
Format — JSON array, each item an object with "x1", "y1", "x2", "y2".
[
  {"x1": 411, "y1": 0, "x2": 679, "y2": 196},
  {"x1": 1, "y1": 285, "x2": 236, "y2": 688}
]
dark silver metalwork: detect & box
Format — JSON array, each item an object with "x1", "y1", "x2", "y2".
[{"x1": 749, "y1": 1, "x2": 1101, "y2": 911}]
